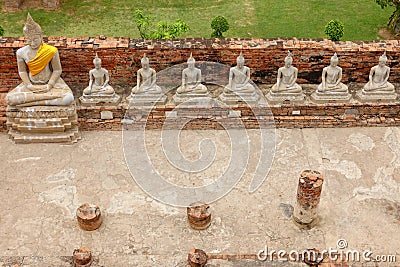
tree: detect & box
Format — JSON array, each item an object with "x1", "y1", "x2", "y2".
[
  {"x1": 376, "y1": 0, "x2": 400, "y2": 33},
  {"x1": 133, "y1": 9, "x2": 189, "y2": 39},
  {"x1": 324, "y1": 20, "x2": 344, "y2": 41},
  {"x1": 0, "y1": 25, "x2": 4, "y2": 37},
  {"x1": 211, "y1": 16, "x2": 229, "y2": 38}
]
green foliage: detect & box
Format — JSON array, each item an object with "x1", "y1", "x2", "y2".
[
  {"x1": 375, "y1": 0, "x2": 400, "y2": 32},
  {"x1": 133, "y1": 9, "x2": 151, "y2": 39},
  {"x1": 0, "y1": 25, "x2": 4, "y2": 36},
  {"x1": 210, "y1": 16, "x2": 229, "y2": 38},
  {"x1": 376, "y1": 0, "x2": 395, "y2": 9},
  {"x1": 133, "y1": 9, "x2": 189, "y2": 39},
  {"x1": 324, "y1": 19, "x2": 344, "y2": 41}
]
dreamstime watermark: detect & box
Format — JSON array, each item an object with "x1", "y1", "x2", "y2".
[
  {"x1": 122, "y1": 60, "x2": 276, "y2": 207},
  {"x1": 257, "y1": 239, "x2": 397, "y2": 263}
]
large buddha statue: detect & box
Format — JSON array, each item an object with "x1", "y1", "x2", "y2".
[
  {"x1": 173, "y1": 53, "x2": 210, "y2": 104},
  {"x1": 79, "y1": 53, "x2": 120, "y2": 105},
  {"x1": 266, "y1": 51, "x2": 305, "y2": 103},
  {"x1": 357, "y1": 51, "x2": 397, "y2": 102},
  {"x1": 311, "y1": 53, "x2": 351, "y2": 103},
  {"x1": 127, "y1": 54, "x2": 166, "y2": 105},
  {"x1": 5, "y1": 14, "x2": 79, "y2": 143},
  {"x1": 5, "y1": 14, "x2": 74, "y2": 107}
]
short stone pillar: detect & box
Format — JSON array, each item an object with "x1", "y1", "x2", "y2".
[
  {"x1": 76, "y1": 203, "x2": 102, "y2": 231},
  {"x1": 188, "y1": 248, "x2": 207, "y2": 267},
  {"x1": 187, "y1": 202, "x2": 211, "y2": 230},
  {"x1": 293, "y1": 170, "x2": 324, "y2": 229},
  {"x1": 73, "y1": 247, "x2": 93, "y2": 267}
]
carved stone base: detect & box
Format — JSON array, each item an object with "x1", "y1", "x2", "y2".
[
  {"x1": 6, "y1": 105, "x2": 80, "y2": 144},
  {"x1": 79, "y1": 93, "x2": 121, "y2": 106},
  {"x1": 310, "y1": 91, "x2": 352, "y2": 103},
  {"x1": 173, "y1": 92, "x2": 212, "y2": 106},
  {"x1": 219, "y1": 91, "x2": 261, "y2": 105},
  {"x1": 126, "y1": 93, "x2": 167, "y2": 106},
  {"x1": 266, "y1": 91, "x2": 305, "y2": 104},
  {"x1": 355, "y1": 90, "x2": 397, "y2": 103}
]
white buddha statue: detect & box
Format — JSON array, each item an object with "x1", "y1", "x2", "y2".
[
  {"x1": 311, "y1": 53, "x2": 351, "y2": 103},
  {"x1": 225, "y1": 52, "x2": 256, "y2": 94},
  {"x1": 176, "y1": 53, "x2": 208, "y2": 95},
  {"x1": 83, "y1": 53, "x2": 115, "y2": 96},
  {"x1": 356, "y1": 51, "x2": 397, "y2": 103},
  {"x1": 6, "y1": 14, "x2": 74, "y2": 107},
  {"x1": 266, "y1": 51, "x2": 305, "y2": 104},
  {"x1": 318, "y1": 53, "x2": 348, "y2": 93},
  {"x1": 131, "y1": 54, "x2": 162, "y2": 95},
  {"x1": 363, "y1": 51, "x2": 395, "y2": 94},
  {"x1": 126, "y1": 54, "x2": 166, "y2": 106}
]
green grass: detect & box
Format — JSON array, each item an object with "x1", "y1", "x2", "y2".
[{"x1": 0, "y1": 0, "x2": 395, "y2": 40}]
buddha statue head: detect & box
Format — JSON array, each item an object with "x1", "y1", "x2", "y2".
[
  {"x1": 284, "y1": 51, "x2": 293, "y2": 67},
  {"x1": 236, "y1": 52, "x2": 245, "y2": 68},
  {"x1": 187, "y1": 53, "x2": 195, "y2": 69},
  {"x1": 330, "y1": 52, "x2": 339, "y2": 67},
  {"x1": 23, "y1": 13, "x2": 43, "y2": 50},
  {"x1": 379, "y1": 51, "x2": 387, "y2": 67},
  {"x1": 93, "y1": 53, "x2": 102, "y2": 69},
  {"x1": 141, "y1": 53, "x2": 150, "y2": 69}
]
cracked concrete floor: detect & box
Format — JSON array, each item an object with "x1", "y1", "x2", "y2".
[{"x1": 0, "y1": 127, "x2": 399, "y2": 266}]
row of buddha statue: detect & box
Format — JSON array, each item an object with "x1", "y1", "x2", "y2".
[
  {"x1": 4, "y1": 14, "x2": 398, "y2": 143},
  {"x1": 77, "y1": 50, "x2": 398, "y2": 106},
  {"x1": 5, "y1": 14, "x2": 398, "y2": 109},
  {"x1": 7, "y1": 46, "x2": 397, "y2": 108}
]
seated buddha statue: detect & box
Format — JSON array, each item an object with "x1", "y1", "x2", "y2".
[
  {"x1": 363, "y1": 51, "x2": 395, "y2": 94},
  {"x1": 224, "y1": 52, "x2": 256, "y2": 94},
  {"x1": 271, "y1": 51, "x2": 302, "y2": 94},
  {"x1": 176, "y1": 53, "x2": 208, "y2": 95},
  {"x1": 5, "y1": 14, "x2": 74, "y2": 107},
  {"x1": 317, "y1": 53, "x2": 348, "y2": 93},
  {"x1": 131, "y1": 54, "x2": 162, "y2": 95},
  {"x1": 82, "y1": 53, "x2": 115, "y2": 96}
]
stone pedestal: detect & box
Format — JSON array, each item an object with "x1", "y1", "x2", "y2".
[
  {"x1": 126, "y1": 93, "x2": 167, "y2": 106},
  {"x1": 173, "y1": 92, "x2": 212, "y2": 105},
  {"x1": 219, "y1": 91, "x2": 261, "y2": 105},
  {"x1": 6, "y1": 105, "x2": 80, "y2": 144},
  {"x1": 356, "y1": 89, "x2": 397, "y2": 103},
  {"x1": 311, "y1": 90, "x2": 352, "y2": 103},
  {"x1": 266, "y1": 91, "x2": 305, "y2": 104},
  {"x1": 79, "y1": 93, "x2": 120, "y2": 106}
]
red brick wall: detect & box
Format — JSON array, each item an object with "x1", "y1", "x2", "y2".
[{"x1": 1, "y1": 37, "x2": 400, "y2": 92}]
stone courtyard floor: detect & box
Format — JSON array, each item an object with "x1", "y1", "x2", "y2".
[{"x1": 0, "y1": 127, "x2": 399, "y2": 266}]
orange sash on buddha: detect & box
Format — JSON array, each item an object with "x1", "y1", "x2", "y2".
[{"x1": 27, "y1": 43, "x2": 58, "y2": 76}]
